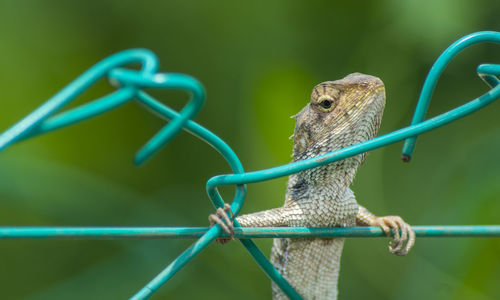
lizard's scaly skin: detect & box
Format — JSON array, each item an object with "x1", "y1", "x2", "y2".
[{"x1": 215, "y1": 73, "x2": 415, "y2": 299}]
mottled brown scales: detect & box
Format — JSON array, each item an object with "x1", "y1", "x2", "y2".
[{"x1": 209, "y1": 73, "x2": 415, "y2": 300}]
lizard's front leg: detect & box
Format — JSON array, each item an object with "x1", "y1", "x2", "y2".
[
  {"x1": 356, "y1": 206, "x2": 415, "y2": 256},
  {"x1": 209, "y1": 204, "x2": 290, "y2": 243}
]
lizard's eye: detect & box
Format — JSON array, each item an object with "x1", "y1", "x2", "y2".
[
  {"x1": 320, "y1": 99, "x2": 333, "y2": 109},
  {"x1": 314, "y1": 95, "x2": 336, "y2": 112}
]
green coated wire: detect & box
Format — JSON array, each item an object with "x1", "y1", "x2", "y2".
[
  {"x1": 401, "y1": 31, "x2": 500, "y2": 160},
  {"x1": 0, "y1": 31, "x2": 499, "y2": 300},
  {"x1": 108, "y1": 69, "x2": 206, "y2": 164},
  {"x1": 1, "y1": 226, "x2": 499, "y2": 239},
  {"x1": 0, "y1": 49, "x2": 158, "y2": 150}
]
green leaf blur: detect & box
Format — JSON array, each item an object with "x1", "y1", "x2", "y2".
[{"x1": 0, "y1": 1, "x2": 499, "y2": 299}]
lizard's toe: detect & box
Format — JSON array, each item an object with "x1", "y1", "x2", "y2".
[
  {"x1": 208, "y1": 204, "x2": 235, "y2": 244},
  {"x1": 371, "y1": 216, "x2": 415, "y2": 256},
  {"x1": 394, "y1": 223, "x2": 415, "y2": 256},
  {"x1": 388, "y1": 217, "x2": 406, "y2": 254}
]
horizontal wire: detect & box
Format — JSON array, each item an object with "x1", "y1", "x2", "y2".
[{"x1": 1, "y1": 226, "x2": 498, "y2": 239}]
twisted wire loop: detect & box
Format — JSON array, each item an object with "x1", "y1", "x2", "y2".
[
  {"x1": 401, "y1": 31, "x2": 500, "y2": 160},
  {"x1": 0, "y1": 32, "x2": 499, "y2": 300},
  {"x1": 0, "y1": 49, "x2": 206, "y2": 165},
  {"x1": 0, "y1": 49, "x2": 299, "y2": 299},
  {"x1": 0, "y1": 50, "x2": 157, "y2": 150}
]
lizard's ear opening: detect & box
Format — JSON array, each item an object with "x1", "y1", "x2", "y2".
[
  {"x1": 293, "y1": 131, "x2": 309, "y2": 155},
  {"x1": 292, "y1": 115, "x2": 315, "y2": 157}
]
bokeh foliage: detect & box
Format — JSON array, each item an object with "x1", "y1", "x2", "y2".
[{"x1": 0, "y1": 1, "x2": 499, "y2": 299}]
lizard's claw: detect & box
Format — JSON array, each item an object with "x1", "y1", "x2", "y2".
[
  {"x1": 208, "y1": 203, "x2": 235, "y2": 244},
  {"x1": 371, "y1": 216, "x2": 415, "y2": 256}
]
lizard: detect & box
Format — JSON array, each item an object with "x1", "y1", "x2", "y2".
[{"x1": 209, "y1": 73, "x2": 415, "y2": 300}]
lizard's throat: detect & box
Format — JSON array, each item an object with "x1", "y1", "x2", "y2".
[{"x1": 289, "y1": 155, "x2": 362, "y2": 196}]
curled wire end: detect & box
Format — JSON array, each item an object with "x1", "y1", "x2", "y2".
[{"x1": 401, "y1": 154, "x2": 411, "y2": 163}]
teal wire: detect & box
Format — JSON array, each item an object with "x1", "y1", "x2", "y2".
[
  {"x1": 478, "y1": 64, "x2": 500, "y2": 87},
  {"x1": 401, "y1": 31, "x2": 500, "y2": 160},
  {"x1": 1, "y1": 226, "x2": 499, "y2": 239},
  {"x1": 15, "y1": 88, "x2": 135, "y2": 141},
  {"x1": 0, "y1": 49, "x2": 158, "y2": 150},
  {"x1": 107, "y1": 69, "x2": 207, "y2": 164}
]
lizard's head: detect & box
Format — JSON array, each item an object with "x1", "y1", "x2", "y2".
[{"x1": 292, "y1": 73, "x2": 385, "y2": 160}]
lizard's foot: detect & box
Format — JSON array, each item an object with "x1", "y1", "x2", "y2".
[
  {"x1": 208, "y1": 203, "x2": 234, "y2": 244},
  {"x1": 370, "y1": 216, "x2": 415, "y2": 256}
]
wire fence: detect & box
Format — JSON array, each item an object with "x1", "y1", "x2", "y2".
[{"x1": 0, "y1": 31, "x2": 499, "y2": 300}]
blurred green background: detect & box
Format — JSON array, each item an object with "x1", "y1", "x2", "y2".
[{"x1": 0, "y1": 1, "x2": 499, "y2": 299}]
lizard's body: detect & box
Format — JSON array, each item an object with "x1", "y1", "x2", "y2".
[{"x1": 211, "y1": 73, "x2": 414, "y2": 299}]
